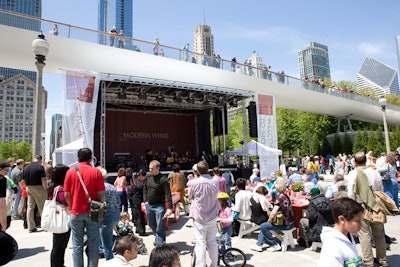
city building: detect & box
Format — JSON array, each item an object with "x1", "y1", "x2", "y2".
[
  {"x1": 298, "y1": 42, "x2": 331, "y2": 80},
  {"x1": 98, "y1": 0, "x2": 133, "y2": 48},
  {"x1": 0, "y1": 74, "x2": 47, "y2": 145},
  {"x1": 49, "y1": 114, "x2": 62, "y2": 157},
  {"x1": 357, "y1": 57, "x2": 400, "y2": 97},
  {"x1": 193, "y1": 24, "x2": 214, "y2": 64},
  {"x1": 0, "y1": 0, "x2": 40, "y2": 81},
  {"x1": 247, "y1": 51, "x2": 266, "y2": 78},
  {"x1": 0, "y1": 0, "x2": 47, "y2": 150}
]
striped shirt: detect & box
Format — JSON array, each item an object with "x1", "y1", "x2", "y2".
[{"x1": 188, "y1": 174, "x2": 220, "y2": 224}]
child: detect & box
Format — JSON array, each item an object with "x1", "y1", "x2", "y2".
[
  {"x1": 116, "y1": 212, "x2": 134, "y2": 237},
  {"x1": 217, "y1": 192, "x2": 233, "y2": 249},
  {"x1": 319, "y1": 197, "x2": 364, "y2": 267}
]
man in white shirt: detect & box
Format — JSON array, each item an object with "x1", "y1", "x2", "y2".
[{"x1": 103, "y1": 235, "x2": 138, "y2": 267}]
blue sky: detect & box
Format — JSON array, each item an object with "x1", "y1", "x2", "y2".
[{"x1": 41, "y1": 0, "x2": 400, "y2": 154}]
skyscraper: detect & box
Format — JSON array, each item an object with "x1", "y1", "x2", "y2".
[
  {"x1": 0, "y1": 0, "x2": 45, "y2": 147},
  {"x1": 0, "y1": 0, "x2": 41, "y2": 81},
  {"x1": 50, "y1": 114, "x2": 63, "y2": 156},
  {"x1": 298, "y1": 42, "x2": 331, "y2": 80},
  {"x1": 357, "y1": 57, "x2": 399, "y2": 97},
  {"x1": 98, "y1": 0, "x2": 133, "y2": 48},
  {"x1": 193, "y1": 24, "x2": 214, "y2": 64},
  {"x1": 396, "y1": 35, "x2": 400, "y2": 78}
]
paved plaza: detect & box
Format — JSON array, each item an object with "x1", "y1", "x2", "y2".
[{"x1": 5, "y1": 210, "x2": 400, "y2": 267}]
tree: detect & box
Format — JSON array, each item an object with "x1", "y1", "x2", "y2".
[
  {"x1": 0, "y1": 141, "x2": 32, "y2": 161},
  {"x1": 276, "y1": 109, "x2": 302, "y2": 155},
  {"x1": 310, "y1": 132, "x2": 320, "y2": 155},
  {"x1": 353, "y1": 131, "x2": 366, "y2": 153}
]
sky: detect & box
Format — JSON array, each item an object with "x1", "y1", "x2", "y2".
[{"x1": 40, "y1": 0, "x2": 400, "y2": 157}]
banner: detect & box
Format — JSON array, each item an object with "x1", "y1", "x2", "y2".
[
  {"x1": 60, "y1": 70, "x2": 99, "y2": 165},
  {"x1": 256, "y1": 93, "x2": 279, "y2": 179}
]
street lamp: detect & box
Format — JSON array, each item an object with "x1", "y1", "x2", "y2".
[
  {"x1": 379, "y1": 97, "x2": 391, "y2": 154},
  {"x1": 32, "y1": 32, "x2": 49, "y2": 159}
]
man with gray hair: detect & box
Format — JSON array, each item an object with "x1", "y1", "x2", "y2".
[{"x1": 325, "y1": 173, "x2": 345, "y2": 199}]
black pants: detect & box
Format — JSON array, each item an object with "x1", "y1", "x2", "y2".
[
  {"x1": 51, "y1": 230, "x2": 71, "y2": 267},
  {"x1": 132, "y1": 202, "x2": 146, "y2": 234}
]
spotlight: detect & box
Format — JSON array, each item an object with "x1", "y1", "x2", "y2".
[
  {"x1": 187, "y1": 92, "x2": 195, "y2": 104},
  {"x1": 230, "y1": 97, "x2": 238, "y2": 107},
  {"x1": 138, "y1": 88, "x2": 147, "y2": 100},
  {"x1": 155, "y1": 91, "x2": 165, "y2": 102},
  {"x1": 216, "y1": 95, "x2": 225, "y2": 105},
  {"x1": 201, "y1": 94, "x2": 209, "y2": 105},
  {"x1": 174, "y1": 91, "x2": 182, "y2": 103},
  {"x1": 117, "y1": 85, "x2": 127, "y2": 99}
]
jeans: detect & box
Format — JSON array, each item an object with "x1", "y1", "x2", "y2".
[
  {"x1": 220, "y1": 225, "x2": 232, "y2": 249},
  {"x1": 51, "y1": 230, "x2": 71, "y2": 267},
  {"x1": 70, "y1": 213, "x2": 100, "y2": 267},
  {"x1": 117, "y1": 191, "x2": 128, "y2": 212},
  {"x1": 257, "y1": 222, "x2": 294, "y2": 246},
  {"x1": 99, "y1": 209, "x2": 120, "y2": 260},
  {"x1": 145, "y1": 203, "x2": 166, "y2": 246},
  {"x1": 194, "y1": 218, "x2": 218, "y2": 267},
  {"x1": 391, "y1": 180, "x2": 399, "y2": 208},
  {"x1": 12, "y1": 184, "x2": 22, "y2": 217}
]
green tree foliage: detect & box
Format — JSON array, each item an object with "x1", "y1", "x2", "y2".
[
  {"x1": 310, "y1": 132, "x2": 320, "y2": 155},
  {"x1": 367, "y1": 131, "x2": 380, "y2": 155},
  {"x1": 386, "y1": 94, "x2": 400, "y2": 106},
  {"x1": 374, "y1": 127, "x2": 386, "y2": 154},
  {"x1": 353, "y1": 131, "x2": 365, "y2": 153},
  {"x1": 225, "y1": 109, "x2": 245, "y2": 151},
  {"x1": 0, "y1": 141, "x2": 32, "y2": 161},
  {"x1": 276, "y1": 109, "x2": 302, "y2": 155}
]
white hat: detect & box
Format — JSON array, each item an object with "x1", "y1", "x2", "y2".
[{"x1": 192, "y1": 164, "x2": 198, "y2": 172}]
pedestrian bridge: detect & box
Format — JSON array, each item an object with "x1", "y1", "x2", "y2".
[{"x1": 0, "y1": 9, "x2": 399, "y2": 126}]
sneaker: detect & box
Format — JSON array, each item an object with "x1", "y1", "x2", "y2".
[
  {"x1": 251, "y1": 245, "x2": 263, "y2": 252},
  {"x1": 267, "y1": 243, "x2": 281, "y2": 252}
]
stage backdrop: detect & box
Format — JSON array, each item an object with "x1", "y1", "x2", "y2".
[{"x1": 103, "y1": 110, "x2": 196, "y2": 166}]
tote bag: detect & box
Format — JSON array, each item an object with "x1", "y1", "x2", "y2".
[{"x1": 41, "y1": 186, "x2": 70, "y2": 233}]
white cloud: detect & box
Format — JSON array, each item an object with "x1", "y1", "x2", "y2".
[{"x1": 357, "y1": 42, "x2": 384, "y2": 56}]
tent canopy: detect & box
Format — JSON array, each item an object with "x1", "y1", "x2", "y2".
[
  {"x1": 227, "y1": 140, "x2": 282, "y2": 156},
  {"x1": 53, "y1": 138, "x2": 84, "y2": 167}
]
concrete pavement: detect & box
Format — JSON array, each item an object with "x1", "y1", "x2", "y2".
[{"x1": 5, "y1": 211, "x2": 400, "y2": 267}]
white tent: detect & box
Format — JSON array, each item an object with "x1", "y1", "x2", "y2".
[
  {"x1": 52, "y1": 138, "x2": 84, "y2": 167},
  {"x1": 227, "y1": 140, "x2": 282, "y2": 156}
]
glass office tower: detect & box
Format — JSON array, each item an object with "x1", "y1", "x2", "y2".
[
  {"x1": 0, "y1": 0, "x2": 41, "y2": 81},
  {"x1": 98, "y1": 0, "x2": 133, "y2": 48},
  {"x1": 298, "y1": 42, "x2": 331, "y2": 80}
]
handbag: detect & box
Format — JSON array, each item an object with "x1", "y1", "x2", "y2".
[
  {"x1": 273, "y1": 211, "x2": 284, "y2": 226},
  {"x1": 76, "y1": 168, "x2": 106, "y2": 222},
  {"x1": 41, "y1": 186, "x2": 70, "y2": 233}
]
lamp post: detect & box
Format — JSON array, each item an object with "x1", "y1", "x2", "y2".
[
  {"x1": 379, "y1": 97, "x2": 391, "y2": 154},
  {"x1": 32, "y1": 32, "x2": 49, "y2": 159}
]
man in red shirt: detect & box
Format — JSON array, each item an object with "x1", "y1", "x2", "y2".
[{"x1": 64, "y1": 148, "x2": 105, "y2": 267}]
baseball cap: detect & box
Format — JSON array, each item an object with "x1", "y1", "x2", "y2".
[
  {"x1": 0, "y1": 161, "x2": 10, "y2": 169},
  {"x1": 35, "y1": 155, "x2": 42, "y2": 160}
]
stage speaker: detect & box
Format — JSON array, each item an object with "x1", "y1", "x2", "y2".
[
  {"x1": 247, "y1": 101, "x2": 258, "y2": 137},
  {"x1": 213, "y1": 106, "x2": 228, "y2": 136}
]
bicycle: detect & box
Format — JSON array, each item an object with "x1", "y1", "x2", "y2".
[{"x1": 191, "y1": 235, "x2": 247, "y2": 267}]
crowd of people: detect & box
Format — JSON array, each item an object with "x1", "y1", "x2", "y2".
[{"x1": 1, "y1": 148, "x2": 400, "y2": 266}]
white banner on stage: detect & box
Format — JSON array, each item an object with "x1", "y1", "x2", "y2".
[
  {"x1": 60, "y1": 70, "x2": 99, "y2": 165},
  {"x1": 256, "y1": 93, "x2": 279, "y2": 179}
]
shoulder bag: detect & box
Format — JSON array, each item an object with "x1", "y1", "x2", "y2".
[
  {"x1": 41, "y1": 186, "x2": 70, "y2": 233},
  {"x1": 76, "y1": 168, "x2": 106, "y2": 222},
  {"x1": 381, "y1": 165, "x2": 391, "y2": 184}
]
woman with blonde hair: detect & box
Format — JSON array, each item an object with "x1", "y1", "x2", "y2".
[{"x1": 251, "y1": 178, "x2": 294, "y2": 252}]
